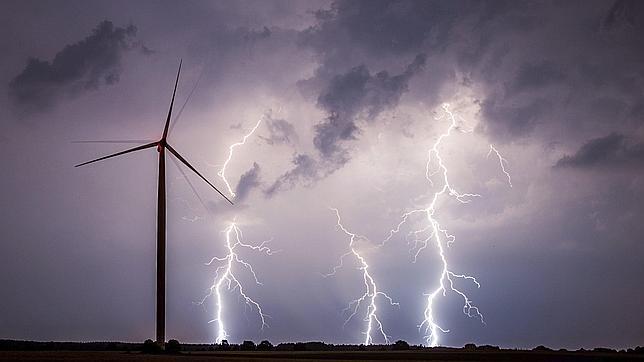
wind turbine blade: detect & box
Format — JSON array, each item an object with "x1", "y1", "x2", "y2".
[
  {"x1": 72, "y1": 140, "x2": 154, "y2": 144},
  {"x1": 162, "y1": 59, "x2": 182, "y2": 140},
  {"x1": 74, "y1": 141, "x2": 158, "y2": 167},
  {"x1": 168, "y1": 63, "x2": 205, "y2": 135},
  {"x1": 169, "y1": 154, "x2": 210, "y2": 212},
  {"x1": 165, "y1": 143, "x2": 234, "y2": 205}
]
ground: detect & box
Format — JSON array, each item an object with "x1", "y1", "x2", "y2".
[{"x1": 1, "y1": 351, "x2": 644, "y2": 361}]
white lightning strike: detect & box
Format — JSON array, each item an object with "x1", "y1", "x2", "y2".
[
  {"x1": 385, "y1": 103, "x2": 485, "y2": 347},
  {"x1": 488, "y1": 144, "x2": 513, "y2": 187},
  {"x1": 218, "y1": 118, "x2": 263, "y2": 198},
  {"x1": 200, "y1": 221, "x2": 274, "y2": 343},
  {"x1": 200, "y1": 116, "x2": 273, "y2": 343},
  {"x1": 325, "y1": 208, "x2": 398, "y2": 345}
]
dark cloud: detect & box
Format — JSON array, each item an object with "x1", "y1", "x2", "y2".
[
  {"x1": 472, "y1": 0, "x2": 644, "y2": 143},
  {"x1": 509, "y1": 62, "x2": 566, "y2": 94},
  {"x1": 600, "y1": 0, "x2": 642, "y2": 31},
  {"x1": 313, "y1": 54, "x2": 426, "y2": 163},
  {"x1": 267, "y1": 1, "x2": 433, "y2": 196},
  {"x1": 297, "y1": 0, "x2": 642, "y2": 148},
  {"x1": 555, "y1": 133, "x2": 644, "y2": 169},
  {"x1": 264, "y1": 153, "x2": 318, "y2": 197},
  {"x1": 313, "y1": 112, "x2": 359, "y2": 164},
  {"x1": 260, "y1": 116, "x2": 298, "y2": 146},
  {"x1": 206, "y1": 25, "x2": 274, "y2": 57},
  {"x1": 302, "y1": 0, "x2": 640, "y2": 146},
  {"x1": 300, "y1": 0, "x2": 459, "y2": 57},
  {"x1": 480, "y1": 97, "x2": 550, "y2": 140},
  {"x1": 8, "y1": 20, "x2": 140, "y2": 112},
  {"x1": 234, "y1": 162, "x2": 261, "y2": 202}
]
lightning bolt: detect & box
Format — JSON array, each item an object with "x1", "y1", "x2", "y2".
[
  {"x1": 385, "y1": 103, "x2": 486, "y2": 346},
  {"x1": 488, "y1": 144, "x2": 513, "y2": 187},
  {"x1": 218, "y1": 118, "x2": 263, "y2": 198},
  {"x1": 199, "y1": 117, "x2": 271, "y2": 343},
  {"x1": 325, "y1": 208, "x2": 398, "y2": 345},
  {"x1": 200, "y1": 221, "x2": 274, "y2": 343}
]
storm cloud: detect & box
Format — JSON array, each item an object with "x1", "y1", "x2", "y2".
[
  {"x1": 469, "y1": 0, "x2": 644, "y2": 143},
  {"x1": 234, "y1": 162, "x2": 261, "y2": 202},
  {"x1": 555, "y1": 133, "x2": 644, "y2": 169},
  {"x1": 264, "y1": 153, "x2": 319, "y2": 197},
  {"x1": 300, "y1": 0, "x2": 460, "y2": 57},
  {"x1": 312, "y1": 54, "x2": 426, "y2": 164},
  {"x1": 8, "y1": 20, "x2": 140, "y2": 112},
  {"x1": 260, "y1": 116, "x2": 298, "y2": 146},
  {"x1": 262, "y1": 53, "x2": 426, "y2": 196}
]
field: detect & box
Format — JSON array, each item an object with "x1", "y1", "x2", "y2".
[{"x1": 2, "y1": 350, "x2": 644, "y2": 362}]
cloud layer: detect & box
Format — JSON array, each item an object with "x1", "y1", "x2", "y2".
[
  {"x1": 9, "y1": 20, "x2": 141, "y2": 112},
  {"x1": 556, "y1": 133, "x2": 644, "y2": 169}
]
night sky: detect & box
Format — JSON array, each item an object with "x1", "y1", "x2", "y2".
[{"x1": 1, "y1": 0, "x2": 643, "y2": 350}]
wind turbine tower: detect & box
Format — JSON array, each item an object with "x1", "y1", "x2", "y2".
[{"x1": 75, "y1": 60, "x2": 232, "y2": 347}]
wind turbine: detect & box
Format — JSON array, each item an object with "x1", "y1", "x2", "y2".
[{"x1": 75, "y1": 60, "x2": 233, "y2": 347}]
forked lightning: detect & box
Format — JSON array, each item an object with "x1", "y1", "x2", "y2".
[
  {"x1": 385, "y1": 103, "x2": 494, "y2": 346},
  {"x1": 202, "y1": 118, "x2": 270, "y2": 343},
  {"x1": 201, "y1": 221, "x2": 274, "y2": 343},
  {"x1": 488, "y1": 144, "x2": 512, "y2": 187},
  {"x1": 218, "y1": 118, "x2": 263, "y2": 198},
  {"x1": 326, "y1": 208, "x2": 398, "y2": 345}
]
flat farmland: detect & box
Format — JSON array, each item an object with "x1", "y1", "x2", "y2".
[{"x1": 2, "y1": 350, "x2": 644, "y2": 361}]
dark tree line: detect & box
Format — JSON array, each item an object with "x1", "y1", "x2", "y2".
[{"x1": 2, "y1": 339, "x2": 644, "y2": 356}]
